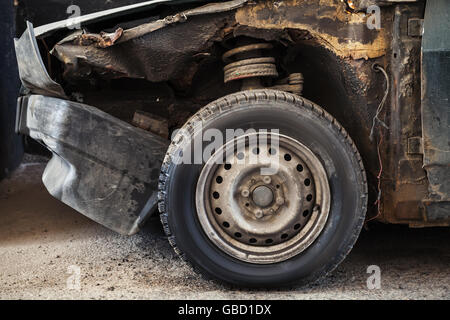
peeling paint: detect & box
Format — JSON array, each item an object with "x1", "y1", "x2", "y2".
[{"x1": 235, "y1": 0, "x2": 388, "y2": 59}]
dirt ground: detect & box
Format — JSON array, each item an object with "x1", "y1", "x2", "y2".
[{"x1": 0, "y1": 160, "x2": 449, "y2": 300}]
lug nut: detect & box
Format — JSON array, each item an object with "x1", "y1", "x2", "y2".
[
  {"x1": 263, "y1": 176, "x2": 271, "y2": 184},
  {"x1": 255, "y1": 210, "x2": 264, "y2": 219},
  {"x1": 276, "y1": 197, "x2": 284, "y2": 205},
  {"x1": 241, "y1": 189, "x2": 250, "y2": 197}
]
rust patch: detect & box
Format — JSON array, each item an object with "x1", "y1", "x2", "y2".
[
  {"x1": 235, "y1": 0, "x2": 388, "y2": 59},
  {"x1": 77, "y1": 28, "x2": 124, "y2": 48}
]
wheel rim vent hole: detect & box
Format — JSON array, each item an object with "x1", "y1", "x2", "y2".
[{"x1": 236, "y1": 152, "x2": 245, "y2": 160}]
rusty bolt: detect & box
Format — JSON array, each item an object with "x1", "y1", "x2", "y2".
[
  {"x1": 255, "y1": 210, "x2": 264, "y2": 219},
  {"x1": 263, "y1": 176, "x2": 272, "y2": 184}
]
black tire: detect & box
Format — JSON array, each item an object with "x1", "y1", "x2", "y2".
[{"x1": 158, "y1": 90, "x2": 367, "y2": 287}]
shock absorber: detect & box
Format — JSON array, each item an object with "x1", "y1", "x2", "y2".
[{"x1": 222, "y1": 42, "x2": 304, "y2": 95}]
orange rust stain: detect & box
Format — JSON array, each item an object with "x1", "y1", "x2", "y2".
[{"x1": 236, "y1": 0, "x2": 388, "y2": 60}]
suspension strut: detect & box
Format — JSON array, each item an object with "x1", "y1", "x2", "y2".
[{"x1": 222, "y1": 42, "x2": 304, "y2": 95}]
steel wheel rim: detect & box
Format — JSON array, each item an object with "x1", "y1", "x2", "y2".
[{"x1": 195, "y1": 132, "x2": 330, "y2": 264}]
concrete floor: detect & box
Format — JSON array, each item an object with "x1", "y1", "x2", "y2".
[{"x1": 0, "y1": 161, "x2": 449, "y2": 299}]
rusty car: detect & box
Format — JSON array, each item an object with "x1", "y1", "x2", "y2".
[{"x1": 13, "y1": 0, "x2": 449, "y2": 287}]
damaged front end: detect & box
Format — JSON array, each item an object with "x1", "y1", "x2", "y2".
[
  {"x1": 14, "y1": 0, "x2": 450, "y2": 232},
  {"x1": 14, "y1": 20, "x2": 169, "y2": 235},
  {"x1": 14, "y1": 0, "x2": 250, "y2": 234},
  {"x1": 16, "y1": 94, "x2": 168, "y2": 235}
]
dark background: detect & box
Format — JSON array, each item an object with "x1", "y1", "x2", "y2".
[
  {"x1": 15, "y1": 0, "x2": 155, "y2": 34},
  {"x1": 0, "y1": 1, "x2": 23, "y2": 181}
]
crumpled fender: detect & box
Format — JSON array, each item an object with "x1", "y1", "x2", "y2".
[{"x1": 16, "y1": 95, "x2": 169, "y2": 235}]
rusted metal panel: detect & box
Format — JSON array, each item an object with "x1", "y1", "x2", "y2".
[
  {"x1": 344, "y1": 0, "x2": 420, "y2": 12},
  {"x1": 235, "y1": 0, "x2": 389, "y2": 60},
  {"x1": 376, "y1": 3, "x2": 429, "y2": 225}
]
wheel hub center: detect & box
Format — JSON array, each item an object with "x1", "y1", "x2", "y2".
[{"x1": 252, "y1": 185, "x2": 274, "y2": 207}]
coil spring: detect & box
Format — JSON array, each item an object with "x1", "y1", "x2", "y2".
[{"x1": 222, "y1": 43, "x2": 279, "y2": 83}]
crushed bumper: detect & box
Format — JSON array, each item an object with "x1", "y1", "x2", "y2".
[{"x1": 16, "y1": 95, "x2": 168, "y2": 235}]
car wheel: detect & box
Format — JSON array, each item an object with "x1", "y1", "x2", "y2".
[{"x1": 158, "y1": 89, "x2": 367, "y2": 287}]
